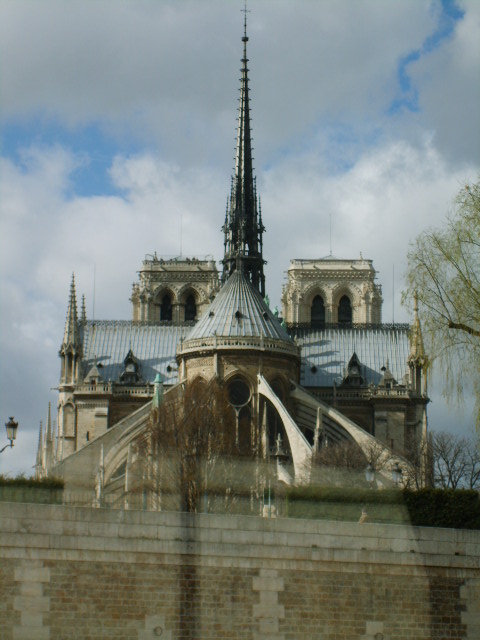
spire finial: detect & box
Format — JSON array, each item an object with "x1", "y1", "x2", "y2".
[{"x1": 241, "y1": 0, "x2": 249, "y2": 41}]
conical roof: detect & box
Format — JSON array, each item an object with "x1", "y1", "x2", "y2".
[{"x1": 186, "y1": 271, "x2": 290, "y2": 342}]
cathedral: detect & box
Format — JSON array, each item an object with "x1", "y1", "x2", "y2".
[{"x1": 36, "y1": 19, "x2": 428, "y2": 508}]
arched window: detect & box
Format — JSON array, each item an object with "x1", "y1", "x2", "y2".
[
  {"x1": 338, "y1": 295, "x2": 352, "y2": 324},
  {"x1": 185, "y1": 294, "x2": 197, "y2": 321},
  {"x1": 63, "y1": 404, "x2": 74, "y2": 437},
  {"x1": 311, "y1": 295, "x2": 325, "y2": 328},
  {"x1": 227, "y1": 377, "x2": 252, "y2": 453},
  {"x1": 160, "y1": 294, "x2": 172, "y2": 321},
  {"x1": 228, "y1": 378, "x2": 251, "y2": 408},
  {"x1": 238, "y1": 405, "x2": 252, "y2": 453}
]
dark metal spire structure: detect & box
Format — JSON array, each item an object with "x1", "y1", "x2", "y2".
[{"x1": 221, "y1": 8, "x2": 266, "y2": 297}]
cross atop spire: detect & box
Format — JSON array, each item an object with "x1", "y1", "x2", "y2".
[{"x1": 221, "y1": 7, "x2": 266, "y2": 297}]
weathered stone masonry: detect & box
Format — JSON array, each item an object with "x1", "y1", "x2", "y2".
[{"x1": 0, "y1": 503, "x2": 479, "y2": 639}]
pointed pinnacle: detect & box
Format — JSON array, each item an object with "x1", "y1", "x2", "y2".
[{"x1": 63, "y1": 273, "x2": 80, "y2": 347}]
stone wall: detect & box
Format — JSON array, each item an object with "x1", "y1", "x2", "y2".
[{"x1": 0, "y1": 502, "x2": 479, "y2": 639}]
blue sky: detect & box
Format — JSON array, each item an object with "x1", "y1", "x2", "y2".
[
  {"x1": 0, "y1": 0, "x2": 479, "y2": 474},
  {"x1": 389, "y1": 0, "x2": 465, "y2": 113}
]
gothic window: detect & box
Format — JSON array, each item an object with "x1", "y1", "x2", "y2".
[
  {"x1": 338, "y1": 295, "x2": 352, "y2": 324},
  {"x1": 160, "y1": 294, "x2": 172, "y2": 321},
  {"x1": 63, "y1": 404, "x2": 74, "y2": 437},
  {"x1": 185, "y1": 294, "x2": 197, "y2": 321},
  {"x1": 227, "y1": 377, "x2": 252, "y2": 453},
  {"x1": 228, "y1": 378, "x2": 251, "y2": 408},
  {"x1": 238, "y1": 405, "x2": 252, "y2": 453},
  {"x1": 311, "y1": 295, "x2": 325, "y2": 328}
]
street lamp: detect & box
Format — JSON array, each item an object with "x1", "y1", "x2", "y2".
[
  {"x1": 1, "y1": 417, "x2": 18, "y2": 454},
  {"x1": 365, "y1": 463, "x2": 375, "y2": 485},
  {"x1": 392, "y1": 462, "x2": 403, "y2": 487}
]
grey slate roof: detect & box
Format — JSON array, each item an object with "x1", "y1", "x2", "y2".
[
  {"x1": 185, "y1": 271, "x2": 292, "y2": 342},
  {"x1": 80, "y1": 321, "x2": 192, "y2": 385},
  {"x1": 79, "y1": 320, "x2": 411, "y2": 389},
  {"x1": 292, "y1": 326, "x2": 411, "y2": 387}
]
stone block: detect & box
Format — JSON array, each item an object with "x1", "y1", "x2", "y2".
[
  {"x1": 259, "y1": 617, "x2": 279, "y2": 633},
  {"x1": 20, "y1": 611, "x2": 44, "y2": 628},
  {"x1": 13, "y1": 626, "x2": 50, "y2": 640},
  {"x1": 18, "y1": 582, "x2": 44, "y2": 597},
  {"x1": 14, "y1": 566, "x2": 50, "y2": 583},
  {"x1": 253, "y1": 576, "x2": 284, "y2": 592},
  {"x1": 253, "y1": 604, "x2": 285, "y2": 619},
  {"x1": 365, "y1": 620, "x2": 384, "y2": 634},
  {"x1": 13, "y1": 595, "x2": 50, "y2": 613}
]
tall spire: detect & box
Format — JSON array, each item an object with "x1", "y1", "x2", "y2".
[{"x1": 221, "y1": 8, "x2": 266, "y2": 296}]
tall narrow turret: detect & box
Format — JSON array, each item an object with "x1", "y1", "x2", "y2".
[
  {"x1": 221, "y1": 14, "x2": 265, "y2": 296},
  {"x1": 59, "y1": 274, "x2": 82, "y2": 386},
  {"x1": 34, "y1": 421, "x2": 44, "y2": 479},
  {"x1": 408, "y1": 293, "x2": 428, "y2": 396}
]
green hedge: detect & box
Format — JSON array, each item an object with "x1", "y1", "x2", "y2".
[
  {"x1": 0, "y1": 475, "x2": 64, "y2": 489},
  {"x1": 0, "y1": 475, "x2": 64, "y2": 504},
  {"x1": 402, "y1": 489, "x2": 480, "y2": 529},
  {"x1": 284, "y1": 486, "x2": 480, "y2": 529}
]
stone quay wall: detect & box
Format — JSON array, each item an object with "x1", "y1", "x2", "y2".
[{"x1": 0, "y1": 502, "x2": 479, "y2": 640}]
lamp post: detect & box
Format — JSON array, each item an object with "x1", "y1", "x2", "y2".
[
  {"x1": 365, "y1": 463, "x2": 375, "y2": 486},
  {"x1": 392, "y1": 462, "x2": 403, "y2": 487},
  {"x1": 1, "y1": 417, "x2": 18, "y2": 454}
]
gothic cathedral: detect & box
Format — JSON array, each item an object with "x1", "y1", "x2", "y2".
[{"x1": 36, "y1": 18, "x2": 428, "y2": 507}]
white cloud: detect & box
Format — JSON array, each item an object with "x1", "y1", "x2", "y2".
[
  {"x1": 409, "y1": 0, "x2": 480, "y2": 163},
  {"x1": 1, "y1": 0, "x2": 468, "y2": 165}
]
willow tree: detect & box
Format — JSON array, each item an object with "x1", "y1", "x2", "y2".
[{"x1": 404, "y1": 178, "x2": 480, "y2": 424}]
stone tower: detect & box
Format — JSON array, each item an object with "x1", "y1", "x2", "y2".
[
  {"x1": 282, "y1": 255, "x2": 383, "y2": 327},
  {"x1": 131, "y1": 254, "x2": 219, "y2": 323}
]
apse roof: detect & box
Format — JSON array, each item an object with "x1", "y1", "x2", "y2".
[{"x1": 185, "y1": 271, "x2": 292, "y2": 342}]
